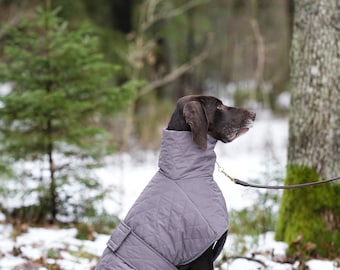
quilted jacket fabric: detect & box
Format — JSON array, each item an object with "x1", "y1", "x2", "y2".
[{"x1": 96, "y1": 129, "x2": 229, "y2": 270}]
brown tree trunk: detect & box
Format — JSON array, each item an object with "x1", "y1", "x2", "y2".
[
  {"x1": 276, "y1": 0, "x2": 340, "y2": 257},
  {"x1": 47, "y1": 130, "x2": 57, "y2": 223}
]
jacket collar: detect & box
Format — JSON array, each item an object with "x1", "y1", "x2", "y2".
[{"x1": 158, "y1": 129, "x2": 217, "y2": 180}]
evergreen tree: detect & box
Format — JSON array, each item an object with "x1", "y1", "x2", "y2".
[{"x1": 0, "y1": 5, "x2": 137, "y2": 223}]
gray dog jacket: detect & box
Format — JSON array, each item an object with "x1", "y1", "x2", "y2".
[{"x1": 96, "y1": 129, "x2": 229, "y2": 270}]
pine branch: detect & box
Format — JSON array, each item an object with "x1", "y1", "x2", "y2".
[{"x1": 0, "y1": 9, "x2": 35, "y2": 40}]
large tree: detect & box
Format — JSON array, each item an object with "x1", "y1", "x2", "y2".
[
  {"x1": 0, "y1": 4, "x2": 136, "y2": 223},
  {"x1": 275, "y1": 0, "x2": 340, "y2": 257}
]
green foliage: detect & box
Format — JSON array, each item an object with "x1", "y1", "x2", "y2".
[
  {"x1": 0, "y1": 202, "x2": 49, "y2": 225},
  {"x1": 75, "y1": 223, "x2": 95, "y2": 240},
  {"x1": 47, "y1": 248, "x2": 60, "y2": 259},
  {"x1": 0, "y1": 5, "x2": 138, "y2": 223},
  {"x1": 229, "y1": 167, "x2": 282, "y2": 236},
  {"x1": 229, "y1": 200, "x2": 277, "y2": 237},
  {"x1": 275, "y1": 165, "x2": 340, "y2": 258},
  {"x1": 89, "y1": 212, "x2": 120, "y2": 235},
  {"x1": 226, "y1": 168, "x2": 282, "y2": 257},
  {"x1": 75, "y1": 212, "x2": 120, "y2": 239},
  {"x1": 0, "y1": 7, "x2": 133, "y2": 156}
]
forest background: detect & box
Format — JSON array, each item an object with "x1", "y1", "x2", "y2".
[
  {"x1": 0, "y1": 0, "x2": 300, "y2": 245},
  {"x1": 0, "y1": 0, "x2": 293, "y2": 220},
  {"x1": 0, "y1": 0, "x2": 293, "y2": 149}
]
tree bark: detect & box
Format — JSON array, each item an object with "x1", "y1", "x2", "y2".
[
  {"x1": 276, "y1": 0, "x2": 340, "y2": 257},
  {"x1": 288, "y1": 0, "x2": 340, "y2": 177}
]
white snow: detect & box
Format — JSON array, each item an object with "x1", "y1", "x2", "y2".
[
  {"x1": 1, "y1": 223, "x2": 337, "y2": 270},
  {"x1": 0, "y1": 224, "x2": 108, "y2": 269}
]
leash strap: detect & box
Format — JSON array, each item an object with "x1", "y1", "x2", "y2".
[
  {"x1": 232, "y1": 177, "x2": 340, "y2": 189},
  {"x1": 215, "y1": 162, "x2": 340, "y2": 190}
]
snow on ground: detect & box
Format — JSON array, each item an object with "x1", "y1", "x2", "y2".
[
  {"x1": 0, "y1": 222, "x2": 107, "y2": 270},
  {"x1": 1, "y1": 222, "x2": 338, "y2": 270},
  {"x1": 1, "y1": 112, "x2": 339, "y2": 270}
]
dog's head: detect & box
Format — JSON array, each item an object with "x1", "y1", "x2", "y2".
[{"x1": 167, "y1": 95, "x2": 256, "y2": 149}]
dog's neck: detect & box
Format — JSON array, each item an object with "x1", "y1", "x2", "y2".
[{"x1": 158, "y1": 129, "x2": 217, "y2": 180}]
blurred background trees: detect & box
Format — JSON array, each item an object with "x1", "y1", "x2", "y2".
[
  {"x1": 1, "y1": 0, "x2": 293, "y2": 149},
  {"x1": 0, "y1": 0, "x2": 294, "y2": 225},
  {"x1": 0, "y1": 1, "x2": 138, "y2": 223}
]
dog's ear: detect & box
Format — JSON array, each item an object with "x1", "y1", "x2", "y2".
[{"x1": 183, "y1": 100, "x2": 208, "y2": 149}]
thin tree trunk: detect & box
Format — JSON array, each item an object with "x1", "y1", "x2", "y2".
[
  {"x1": 47, "y1": 120, "x2": 57, "y2": 223},
  {"x1": 45, "y1": 0, "x2": 57, "y2": 223}
]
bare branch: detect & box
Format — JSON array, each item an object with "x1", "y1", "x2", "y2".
[
  {"x1": 249, "y1": 17, "x2": 265, "y2": 89},
  {"x1": 140, "y1": 0, "x2": 209, "y2": 32},
  {"x1": 228, "y1": 256, "x2": 267, "y2": 267},
  {"x1": 138, "y1": 43, "x2": 212, "y2": 97}
]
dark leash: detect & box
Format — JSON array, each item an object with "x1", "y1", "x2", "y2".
[{"x1": 216, "y1": 162, "x2": 340, "y2": 190}]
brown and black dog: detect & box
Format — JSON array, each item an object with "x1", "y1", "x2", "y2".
[{"x1": 167, "y1": 95, "x2": 255, "y2": 270}]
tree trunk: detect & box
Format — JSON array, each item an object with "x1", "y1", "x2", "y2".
[
  {"x1": 288, "y1": 0, "x2": 340, "y2": 177},
  {"x1": 275, "y1": 0, "x2": 340, "y2": 257},
  {"x1": 47, "y1": 132, "x2": 57, "y2": 223}
]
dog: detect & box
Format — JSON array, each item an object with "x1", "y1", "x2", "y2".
[
  {"x1": 167, "y1": 95, "x2": 256, "y2": 149},
  {"x1": 168, "y1": 95, "x2": 255, "y2": 269},
  {"x1": 96, "y1": 95, "x2": 255, "y2": 270}
]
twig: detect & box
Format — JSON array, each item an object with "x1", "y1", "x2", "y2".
[
  {"x1": 138, "y1": 44, "x2": 211, "y2": 97},
  {"x1": 227, "y1": 255, "x2": 267, "y2": 267},
  {"x1": 249, "y1": 17, "x2": 265, "y2": 90},
  {"x1": 140, "y1": 0, "x2": 209, "y2": 32}
]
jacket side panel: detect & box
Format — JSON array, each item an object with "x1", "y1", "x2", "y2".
[{"x1": 96, "y1": 247, "x2": 135, "y2": 270}]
